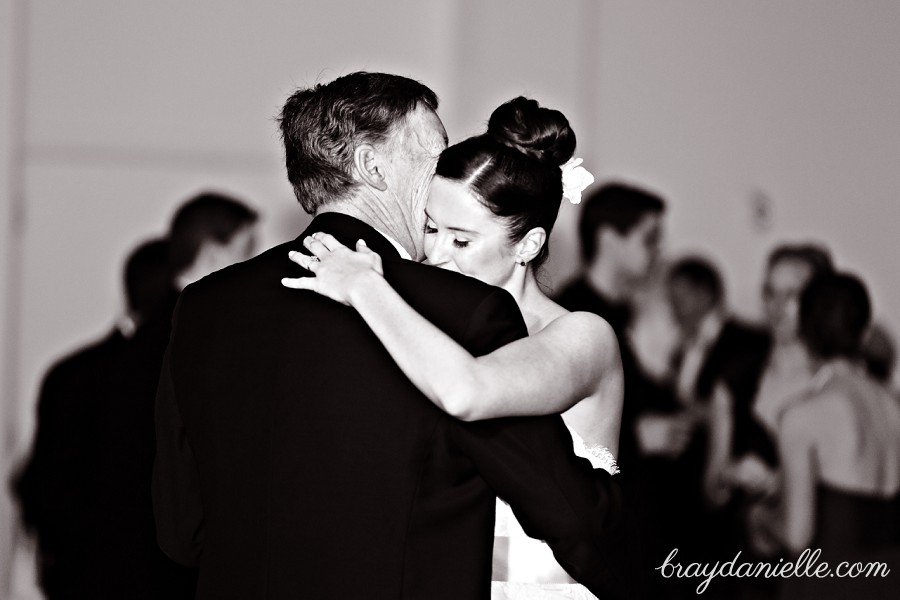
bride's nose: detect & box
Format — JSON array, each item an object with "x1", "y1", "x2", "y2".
[{"x1": 424, "y1": 239, "x2": 450, "y2": 267}]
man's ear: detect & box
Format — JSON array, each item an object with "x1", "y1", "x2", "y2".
[
  {"x1": 353, "y1": 143, "x2": 388, "y2": 192},
  {"x1": 515, "y1": 227, "x2": 547, "y2": 265}
]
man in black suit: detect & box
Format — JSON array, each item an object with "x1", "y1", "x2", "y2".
[
  {"x1": 16, "y1": 191, "x2": 259, "y2": 599},
  {"x1": 554, "y1": 183, "x2": 677, "y2": 475},
  {"x1": 667, "y1": 256, "x2": 769, "y2": 412},
  {"x1": 153, "y1": 72, "x2": 638, "y2": 599},
  {"x1": 665, "y1": 255, "x2": 770, "y2": 594},
  {"x1": 556, "y1": 184, "x2": 693, "y2": 596},
  {"x1": 15, "y1": 238, "x2": 189, "y2": 600}
]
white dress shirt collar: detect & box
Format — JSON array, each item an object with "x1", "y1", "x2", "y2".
[{"x1": 373, "y1": 228, "x2": 412, "y2": 261}]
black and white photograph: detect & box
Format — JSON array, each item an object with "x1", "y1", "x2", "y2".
[{"x1": 1, "y1": 1, "x2": 899, "y2": 598}]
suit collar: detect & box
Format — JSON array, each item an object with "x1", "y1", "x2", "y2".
[
  {"x1": 297, "y1": 213, "x2": 404, "y2": 261},
  {"x1": 372, "y1": 228, "x2": 412, "y2": 260}
]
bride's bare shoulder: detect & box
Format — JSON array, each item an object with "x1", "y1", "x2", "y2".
[{"x1": 540, "y1": 308, "x2": 618, "y2": 354}]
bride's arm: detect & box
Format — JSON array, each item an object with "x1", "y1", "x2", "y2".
[{"x1": 283, "y1": 235, "x2": 621, "y2": 425}]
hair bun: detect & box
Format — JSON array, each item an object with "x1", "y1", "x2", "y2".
[{"x1": 487, "y1": 96, "x2": 576, "y2": 166}]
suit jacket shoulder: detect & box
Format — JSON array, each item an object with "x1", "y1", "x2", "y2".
[{"x1": 181, "y1": 237, "x2": 526, "y2": 360}]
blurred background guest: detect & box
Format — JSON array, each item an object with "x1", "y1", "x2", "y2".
[
  {"x1": 12, "y1": 191, "x2": 258, "y2": 600},
  {"x1": 13, "y1": 238, "x2": 186, "y2": 599},
  {"x1": 775, "y1": 272, "x2": 900, "y2": 599},
  {"x1": 702, "y1": 244, "x2": 833, "y2": 566},
  {"x1": 556, "y1": 182, "x2": 693, "y2": 597},
  {"x1": 555, "y1": 182, "x2": 669, "y2": 475},
  {"x1": 749, "y1": 245, "x2": 834, "y2": 439},
  {"x1": 666, "y1": 256, "x2": 769, "y2": 421},
  {"x1": 168, "y1": 192, "x2": 260, "y2": 293},
  {"x1": 861, "y1": 322, "x2": 897, "y2": 386},
  {"x1": 664, "y1": 255, "x2": 769, "y2": 573}
]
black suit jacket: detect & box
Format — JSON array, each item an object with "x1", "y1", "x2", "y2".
[
  {"x1": 17, "y1": 316, "x2": 196, "y2": 599},
  {"x1": 693, "y1": 318, "x2": 770, "y2": 405},
  {"x1": 153, "y1": 213, "x2": 637, "y2": 599},
  {"x1": 693, "y1": 319, "x2": 776, "y2": 465},
  {"x1": 16, "y1": 330, "x2": 128, "y2": 598}
]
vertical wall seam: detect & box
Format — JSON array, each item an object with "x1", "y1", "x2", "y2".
[{"x1": 4, "y1": 0, "x2": 29, "y2": 458}]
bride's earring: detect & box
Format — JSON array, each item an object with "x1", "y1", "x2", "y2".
[{"x1": 514, "y1": 228, "x2": 545, "y2": 269}]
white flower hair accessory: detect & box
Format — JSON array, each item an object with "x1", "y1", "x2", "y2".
[{"x1": 560, "y1": 157, "x2": 595, "y2": 205}]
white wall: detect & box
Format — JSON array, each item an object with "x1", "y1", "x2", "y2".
[
  {"x1": 588, "y1": 0, "x2": 900, "y2": 352},
  {"x1": 1, "y1": 0, "x2": 16, "y2": 464},
  {"x1": 2, "y1": 0, "x2": 26, "y2": 594}
]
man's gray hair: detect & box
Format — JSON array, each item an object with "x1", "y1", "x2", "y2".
[{"x1": 278, "y1": 72, "x2": 439, "y2": 214}]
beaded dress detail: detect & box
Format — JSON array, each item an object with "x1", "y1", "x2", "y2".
[{"x1": 491, "y1": 422, "x2": 618, "y2": 599}]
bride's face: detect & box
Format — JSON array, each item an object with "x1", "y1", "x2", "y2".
[{"x1": 423, "y1": 176, "x2": 518, "y2": 287}]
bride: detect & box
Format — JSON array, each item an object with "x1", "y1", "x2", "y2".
[{"x1": 284, "y1": 97, "x2": 623, "y2": 600}]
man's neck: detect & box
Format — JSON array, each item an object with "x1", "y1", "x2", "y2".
[
  {"x1": 584, "y1": 259, "x2": 631, "y2": 304},
  {"x1": 317, "y1": 194, "x2": 418, "y2": 260}
]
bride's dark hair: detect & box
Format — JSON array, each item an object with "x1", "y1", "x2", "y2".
[{"x1": 435, "y1": 96, "x2": 576, "y2": 268}]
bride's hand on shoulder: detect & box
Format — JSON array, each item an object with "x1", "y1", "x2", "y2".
[{"x1": 281, "y1": 232, "x2": 384, "y2": 306}]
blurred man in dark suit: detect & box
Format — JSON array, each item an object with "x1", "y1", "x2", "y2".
[
  {"x1": 555, "y1": 183, "x2": 676, "y2": 473},
  {"x1": 665, "y1": 256, "x2": 770, "y2": 568},
  {"x1": 15, "y1": 192, "x2": 258, "y2": 600},
  {"x1": 14, "y1": 238, "x2": 187, "y2": 599}
]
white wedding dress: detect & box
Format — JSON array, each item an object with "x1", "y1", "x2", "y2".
[{"x1": 491, "y1": 422, "x2": 619, "y2": 600}]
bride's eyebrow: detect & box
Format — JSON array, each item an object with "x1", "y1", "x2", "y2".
[
  {"x1": 447, "y1": 226, "x2": 478, "y2": 235},
  {"x1": 424, "y1": 210, "x2": 479, "y2": 235}
]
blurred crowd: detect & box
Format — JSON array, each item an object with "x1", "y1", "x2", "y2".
[
  {"x1": 554, "y1": 182, "x2": 900, "y2": 599},
  {"x1": 9, "y1": 181, "x2": 900, "y2": 599},
  {"x1": 11, "y1": 192, "x2": 259, "y2": 599}
]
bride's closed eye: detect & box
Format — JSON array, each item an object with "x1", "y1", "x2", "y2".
[{"x1": 424, "y1": 216, "x2": 471, "y2": 249}]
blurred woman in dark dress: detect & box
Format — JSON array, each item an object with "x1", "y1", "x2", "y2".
[
  {"x1": 703, "y1": 245, "x2": 833, "y2": 550},
  {"x1": 776, "y1": 272, "x2": 900, "y2": 599}
]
